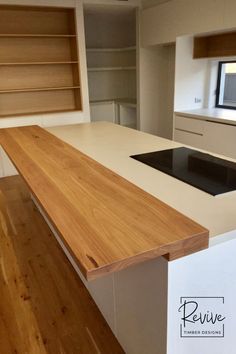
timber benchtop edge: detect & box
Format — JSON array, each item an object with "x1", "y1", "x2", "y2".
[{"x1": 0, "y1": 125, "x2": 209, "y2": 280}]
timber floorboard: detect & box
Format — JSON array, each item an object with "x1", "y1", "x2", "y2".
[{"x1": 0, "y1": 175, "x2": 124, "y2": 354}]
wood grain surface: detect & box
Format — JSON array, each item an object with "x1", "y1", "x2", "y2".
[
  {"x1": 194, "y1": 31, "x2": 236, "y2": 58},
  {"x1": 0, "y1": 5, "x2": 82, "y2": 117},
  {"x1": 0, "y1": 125, "x2": 209, "y2": 280},
  {"x1": 0, "y1": 175, "x2": 124, "y2": 354}
]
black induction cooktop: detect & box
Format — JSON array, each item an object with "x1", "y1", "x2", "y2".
[{"x1": 130, "y1": 147, "x2": 236, "y2": 196}]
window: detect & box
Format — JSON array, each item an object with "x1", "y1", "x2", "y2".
[{"x1": 216, "y1": 61, "x2": 236, "y2": 110}]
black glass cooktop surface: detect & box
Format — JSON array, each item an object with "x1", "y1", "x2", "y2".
[{"x1": 130, "y1": 147, "x2": 236, "y2": 196}]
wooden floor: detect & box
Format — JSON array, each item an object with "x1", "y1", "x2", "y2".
[{"x1": 0, "y1": 175, "x2": 124, "y2": 354}]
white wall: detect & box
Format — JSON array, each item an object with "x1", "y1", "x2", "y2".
[
  {"x1": 87, "y1": 70, "x2": 136, "y2": 102},
  {"x1": 141, "y1": 0, "x2": 236, "y2": 46},
  {"x1": 174, "y1": 36, "x2": 209, "y2": 111},
  {"x1": 84, "y1": 5, "x2": 136, "y2": 48},
  {"x1": 139, "y1": 44, "x2": 175, "y2": 138}
]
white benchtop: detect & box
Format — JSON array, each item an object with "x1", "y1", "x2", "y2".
[
  {"x1": 175, "y1": 108, "x2": 236, "y2": 126},
  {"x1": 46, "y1": 122, "x2": 236, "y2": 238}
]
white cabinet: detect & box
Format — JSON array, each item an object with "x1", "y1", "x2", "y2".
[
  {"x1": 90, "y1": 100, "x2": 137, "y2": 128},
  {"x1": 175, "y1": 115, "x2": 204, "y2": 134},
  {"x1": 174, "y1": 114, "x2": 236, "y2": 159},
  {"x1": 203, "y1": 121, "x2": 236, "y2": 159},
  {"x1": 174, "y1": 129, "x2": 204, "y2": 149},
  {"x1": 118, "y1": 103, "x2": 137, "y2": 129},
  {"x1": 174, "y1": 115, "x2": 204, "y2": 149},
  {"x1": 90, "y1": 102, "x2": 116, "y2": 123}
]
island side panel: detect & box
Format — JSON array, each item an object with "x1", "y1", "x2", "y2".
[
  {"x1": 114, "y1": 257, "x2": 168, "y2": 354},
  {"x1": 33, "y1": 194, "x2": 169, "y2": 353},
  {"x1": 167, "y1": 230, "x2": 236, "y2": 354}
]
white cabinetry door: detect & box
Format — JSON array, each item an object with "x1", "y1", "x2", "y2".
[
  {"x1": 175, "y1": 115, "x2": 204, "y2": 134},
  {"x1": 174, "y1": 115, "x2": 204, "y2": 149},
  {"x1": 90, "y1": 102, "x2": 116, "y2": 123},
  {"x1": 203, "y1": 121, "x2": 236, "y2": 159},
  {"x1": 174, "y1": 114, "x2": 236, "y2": 159},
  {"x1": 174, "y1": 129, "x2": 204, "y2": 149},
  {"x1": 119, "y1": 105, "x2": 137, "y2": 129}
]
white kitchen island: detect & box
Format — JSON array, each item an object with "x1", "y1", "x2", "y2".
[{"x1": 1, "y1": 122, "x2": 236, "y2": 354}]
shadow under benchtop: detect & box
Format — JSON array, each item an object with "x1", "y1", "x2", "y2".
[{"x1": 175, "y1": 108, "x2": 236, "y2": 126}]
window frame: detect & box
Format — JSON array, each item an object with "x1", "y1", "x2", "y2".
[{"x1": 216, "y1": 60, "x2": 236, "y2": 110}]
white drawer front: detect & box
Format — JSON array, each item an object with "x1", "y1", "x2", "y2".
[
  {"x1": 204, "y1": 121, "x2": 236, "y2": 159},
  {"x1": 174, "y1": 129, "x2": 204, "y2": 149},
  {"x1": 175, "y1": 115, "x2": 204, "y2": 134}
]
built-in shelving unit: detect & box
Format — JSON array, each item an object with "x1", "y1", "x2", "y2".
[
  {"x1": 0, "y1": 5, "x2": 82, "y2": 118},
  {"x1": 84, "y1": 5, "x2": 137, "y2": 128}
]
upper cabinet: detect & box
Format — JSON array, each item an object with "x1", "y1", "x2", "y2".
[
  {"x1": 140, "y1": 0, "x2": 236, "y2": 47},
  {"x1": 141, "y1": 0, "x2": 225, "y2": 46},
  {"x1": 193, "y1": 31, "x2": 236, "y2": 59},
  {"x1": 0, "y1": 5, "x2": 82, "y2": 118}
]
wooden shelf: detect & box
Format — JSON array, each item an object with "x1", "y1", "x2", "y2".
[
  {"x1": 194, "y1": 31, "x2": 236, "y2": 58},
  {"x1": 0, "y1": 108, "x2": 80, "y2": 119},
  {"x1": 88, "y1": 66, "x2": 136, "y2": 72},
  {"x1": 86, "y1": 46, "x2": 136, "y2": 52},
  {"x1": 0, "y1": 5, "x2": 82, "y2": 117},
  {"x1": 0, "y1": 89, "x2": 80, "y2": 116},
  {"x1": 0, "y1": 86, "x2": 80, "y2": 94},
  {"x1": 0, "y1": 34, "x2": 76, "y2": 37},
  {"x1": 0, "y1": 61, "x2": 79, "y2": 66}
]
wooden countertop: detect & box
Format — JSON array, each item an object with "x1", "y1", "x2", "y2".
[{"x1": 0, "y1": 125, "x2": 209, "y2": 280}]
